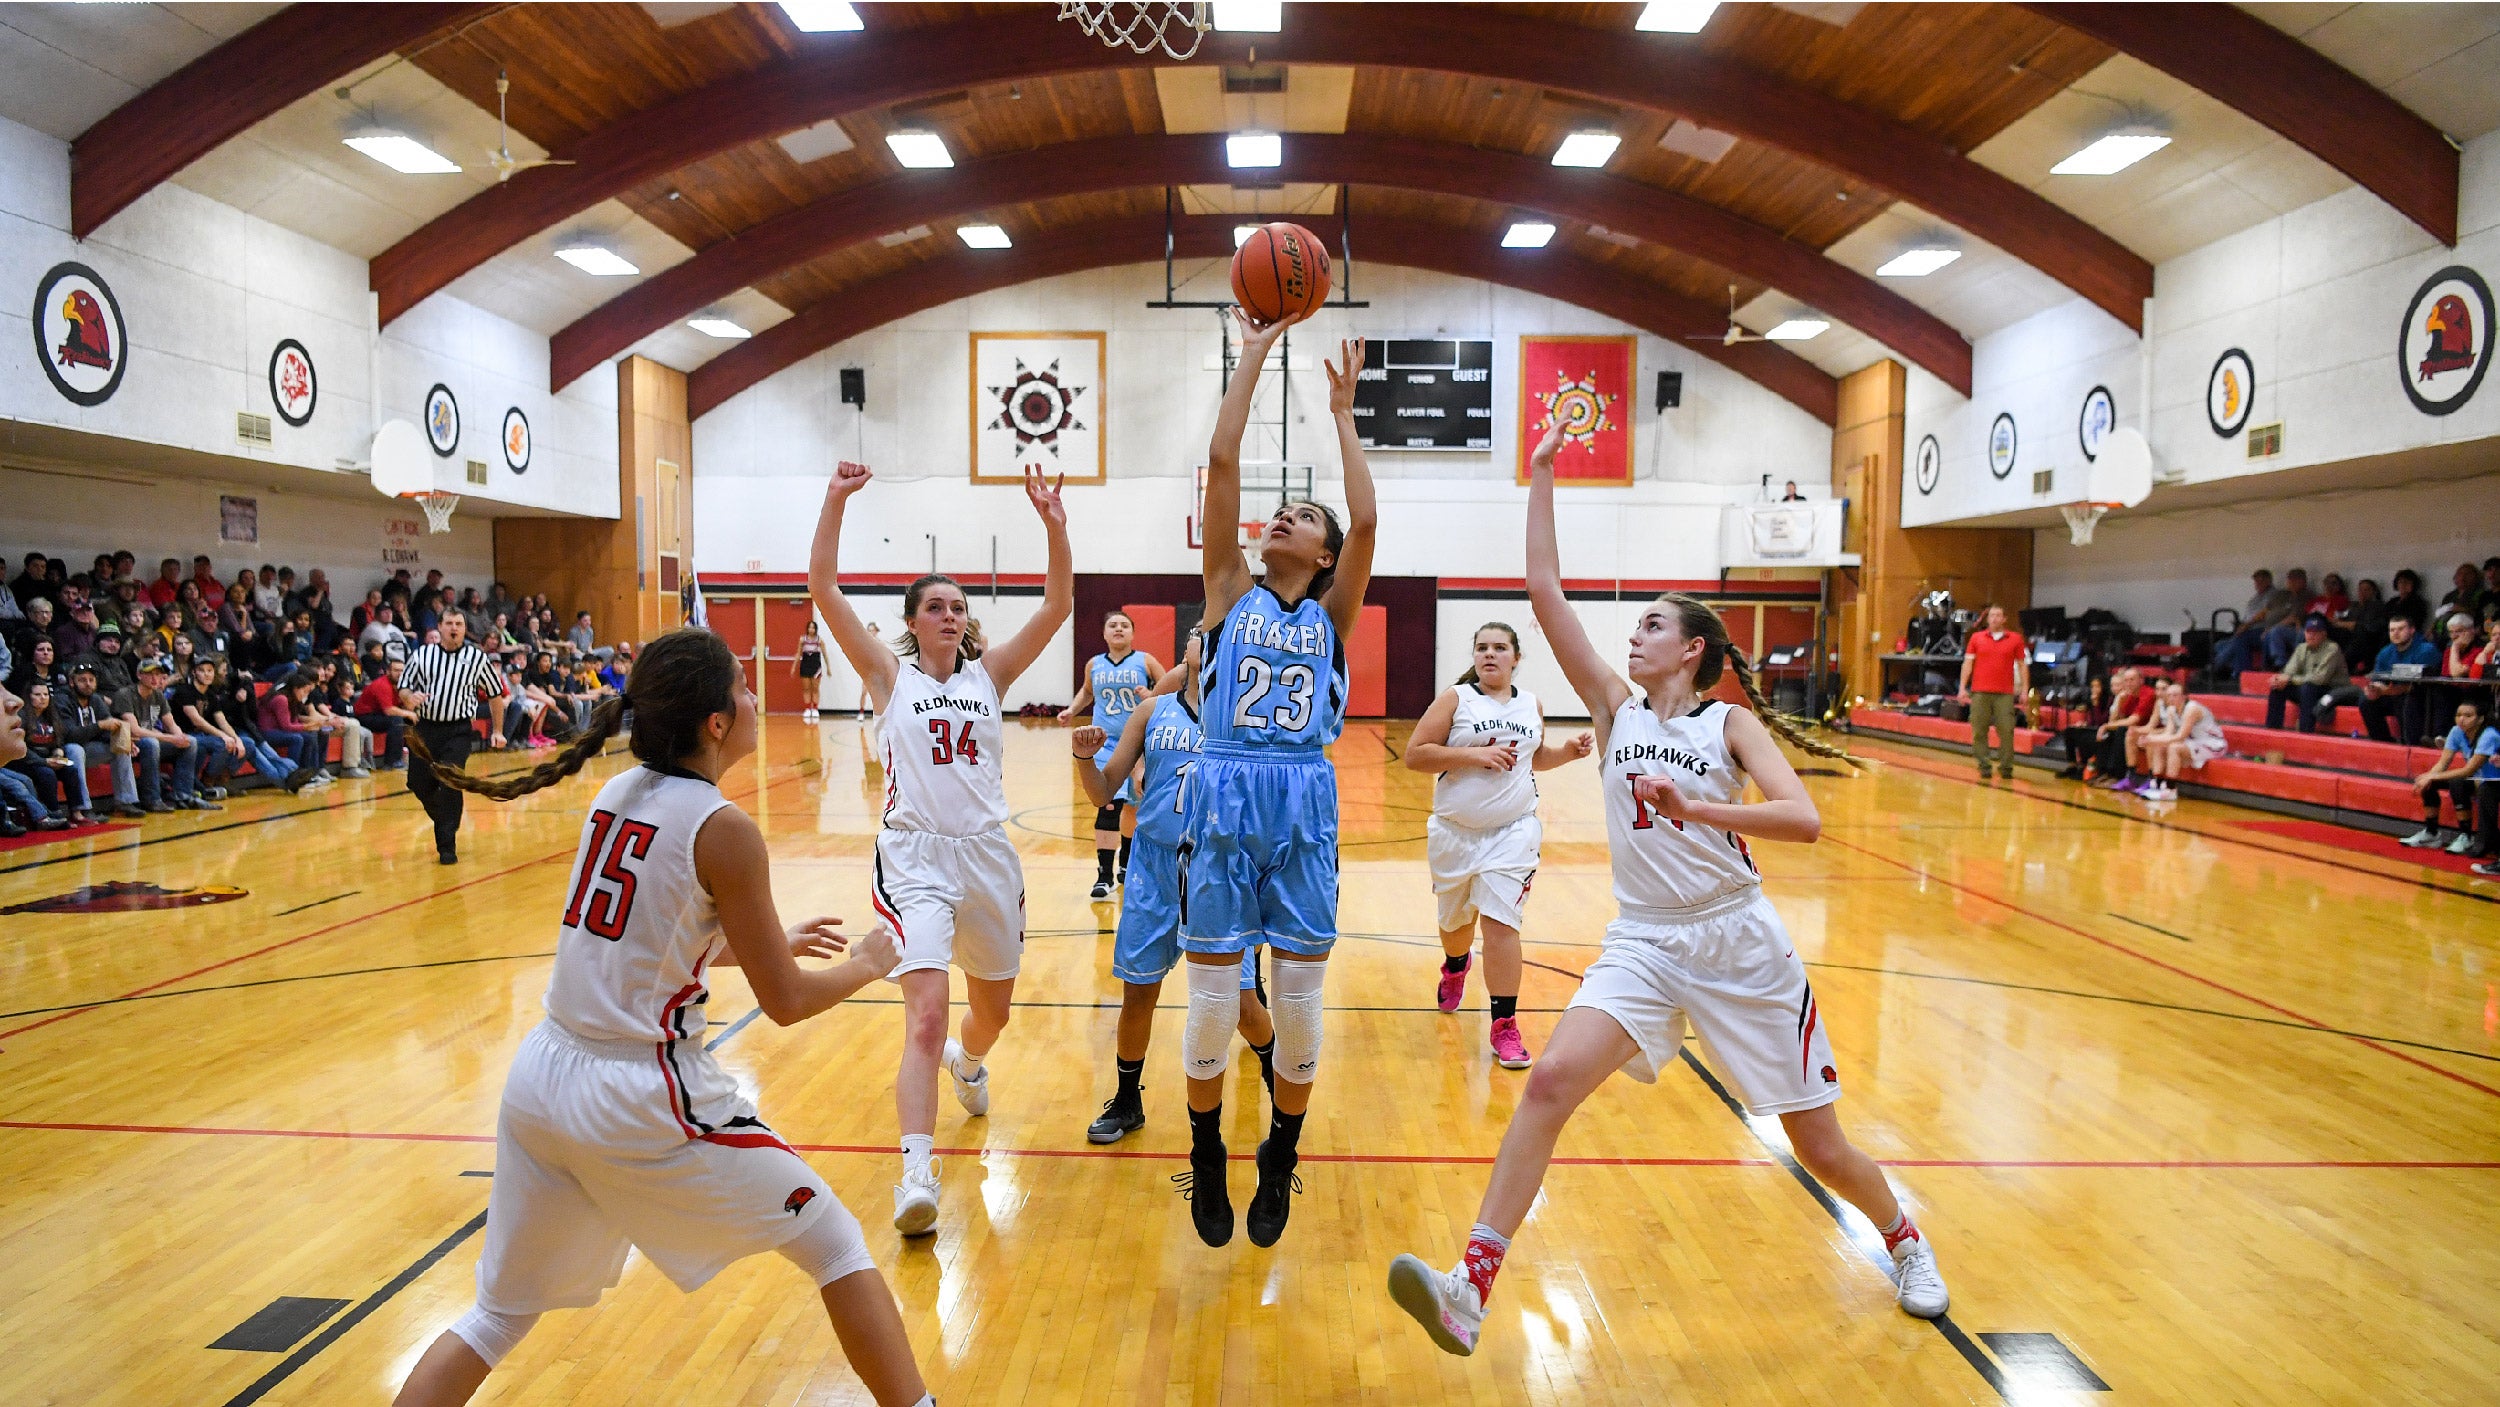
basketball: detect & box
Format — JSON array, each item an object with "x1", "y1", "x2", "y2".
[{"x1": 1230, "y1": 222, "x2": 1332, "y2": 326}]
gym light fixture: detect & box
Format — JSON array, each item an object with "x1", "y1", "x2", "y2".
[
  {"x1": 778, "y1": 1, "x2": 862, "y2": 32},
  {"x1": 343, "y1": 130, "x2": 460, "y2": 174},
  {"x1": 885, "y1": 130, "x2": 953, "y2": 168},
  {"x1": 687, "y1": 317, "x2": 752, "y2": 339},
  {"x1": 1502, "y1": 222, "x2": 1557, "y2": 249},
  {"x1": 553, "y1": 246, "x2": 639, "y2": 277},
  {"x1": 1212, "y1": 0, "x2": 1282, "y2": 31},
  {"x1": 1227, "y1": 131, "x2": 1282, "y2": 168},
  {"x1": 957, "y1": 224, "x2": 1012, "y2": 249},
  {"x1": 1876, "y1": 248, "x2": 1962, "y2": 278},
  {"x1": 2052, "y1": 131, "x2": 2171, "y2": 176},
  {"x1": 1765, "y1": 319, "x2": 1828, "y2": 341},
  {"x1": 1233, "y1": 225, "x2": 1259, "y2": 248},
  {"x1": 1635, "y1": 1, "x2": 1720, "y2": 33},
  {"x1": 1552, "y1": 132, "x2": 1622, "y2": 168}
]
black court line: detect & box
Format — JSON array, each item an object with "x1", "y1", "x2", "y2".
[
  {"x1": 218, "y1": 1208, "x2": 488, "y2": 1407},
  {"x1": 2106, "y1": 913, "x2": 2194, "y2": 943},
  {"x1": 273, "y1": 891, "x2": 359, "y2": 918},
  {"x1": 1676, "y1": 1048, "x2": 2010, "y2": 1400}
]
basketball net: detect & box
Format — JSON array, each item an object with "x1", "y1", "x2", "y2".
[
  {"x1": 1238, "y1": 520, "x2": 1266, "y2": 570},
  {"x1": 408, "y1": 490, "x2": 460, "y2": 534},
  {"x1": 2060, "y1": 501, "x2": 2112, "y2": 546},
  {"x1": 1056, "y1": 1, "x2": 1209, "y2": 58}
]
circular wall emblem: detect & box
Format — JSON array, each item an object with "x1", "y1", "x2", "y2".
[
  {"x1": 424, "y1": 383, "x2": 460, "y2": 457},
  {"x1": 268, "y1": 339, "x2": 317, "y2": 426},
  {"x1": 2398, "y1": 264, "x2": 2493, "y2": 417},
  {"x1": 32, "y1": 261, "x2": 127, "y2": 407},
  {"x1": 2206, "y1": 348, "x2": 2254, "y2": 438},
  {"x1": 1914, "y1": 433, "x2": 1941, "y2": 496},
  {"x1": 2078, "y1": 385, "x2": 2115, "y2": 462},
  {"x1": 501, "y1": 406, "x2": 532, "y2": 473},
  {"x1": 1986, "y1": 413, "x2": 2017, "y2": 479}
]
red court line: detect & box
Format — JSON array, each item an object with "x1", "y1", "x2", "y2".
[
  {"x1": 6, "y1": 1120, "x2": 2495, "y2": 1170},
  {"x1": 1822, "y1": 833, "x2": 2500, "y2": 1101}
]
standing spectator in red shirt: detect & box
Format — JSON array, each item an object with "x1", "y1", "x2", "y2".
[{"x1": 1957, "y1": 604, "x2": 2030, "y2": 781}]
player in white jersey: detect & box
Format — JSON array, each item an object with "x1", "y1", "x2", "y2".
[
  {"x1": 1405, "y1": 622, "x2": 1591, "y2": 1069},
  {"x1": 391, "y1": 629, "x2": 933, "y2": 1407},
  {"x1": 808, "y1": 460, "x2": 1072, "y2": 1236},
  {"x1": 1387, "y1": 422, "x2": 1947, "y2": 1360}
]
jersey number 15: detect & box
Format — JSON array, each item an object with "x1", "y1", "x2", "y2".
[{"x1": 566, "y1": 809, "x2": 657, "y2": 940}]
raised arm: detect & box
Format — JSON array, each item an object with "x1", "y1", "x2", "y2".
[
  {"x1": 980, "y1": 466, "x2": 1073, "y2": 694},
  {"x1": 1205, "y1": 308, "x2": 1300, "y2": 620},
  {"x1": 695, "y1": 805, "x2": 897, "y2": 1023},
  {"x1": 1320, "y1": 338, "x2": 1377, "y2": 639},
  {"x1": 1525, "y1": 417, "x2": 1629, "y2": 722},
  {"x1": 807, "y1": 461, "x2": 902, "y2": 705}
]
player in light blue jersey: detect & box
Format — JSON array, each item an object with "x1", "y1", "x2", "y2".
[
  {"x1": 1172, "y1": 308, "x2": 1376, "y2": 1249},
  {"x1": 1059, "y1": 611, "x2": 1165, "y2": 899},
  {"x1": 1070, "y1": 628, "x2": 1272, "y2": 1145}
]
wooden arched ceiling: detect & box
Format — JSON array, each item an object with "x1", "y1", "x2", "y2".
[
  {"x1": 684, "y1": 210, "x2": 1839, "y2": 423},
  {"x1": 357, "y1": 4, "x2": 2157, "y2": 328},
  {"x1": 548, "y1": 131, "x2": 1970, "y2": 394}
]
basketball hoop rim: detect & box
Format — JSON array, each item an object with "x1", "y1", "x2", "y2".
[
  {"x1": 402, "y1": 488, "x2": 461, "y2": 534},
  {"x1": 2059, "y1": 500, "x2": 2117, "y2": 546}
]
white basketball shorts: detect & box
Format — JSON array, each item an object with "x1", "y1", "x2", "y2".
[
  {"x1": 870, "y1": 826, "x2": 1027, "y2": 981},
  {"x1": 1566, "y1": 888, "x2": 1841, "y2": 1117},
  {"x1": 473, "y1": 1021, "x2": 871, "y2": 1315},
  {"x1": 1427, "y1": 812, "x2": 1541, "y2": 932}
]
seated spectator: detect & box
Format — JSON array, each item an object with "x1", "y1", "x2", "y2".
[
  {"x1": 89, "y1": 621, "x2": 134, "y2": 696},
  {"x1": 252, "y1": 565, "x2": 282, "y2": 620},
  {"x1": 566, "y1": 610, "x2": 597, "y2": 656},
  {"x1": 598, "y1": 641, "x2": 632, "y2": 692},
  {"x1": 2342, "y1": 578, "x2": 2390, "y2": 670},
  {"x1": 2132, "y1": 681, "x2": 2226, "y2": 802},
  {"x1": 2055, "y1": 675, "x2": 2112, "y2": 781},
  {"x1": 2401, "y1": 699, "x2": 2498, "y2": 857},
  {"x1": 2091, "y1": 668, "x2": 2158, "y2": 790},
  {"x1": 146, "y1": 557, "x2": 181, "y2": 608},
  {"x1": 2314, "y1": 572, "x2": 2352, "y2": 624},
  {"x1": 354, "y1": 656, "x2": 418, "y2": 770},
  {"x1": 113, "y1": 656, "x2": 211, "y2": 812},
  {"x1": 351, "y1": 589, "x2": 385, "y2": 637},
  {"x1": 2387, "y1": 568, "x2": 2432, "y2": 632},
  {"x1": 0, "y1": 742, "x2": 60, "y2": 833},
  {"x1": 58, "y1": 661, "x2": 146, "y2": 819},
  {"x1": 2446, "y1": 612, "x2": 2489, "y2": 679},
  {"x1": 255, "y1": 675, "x2": 327, "y2": 779},
  {"x1": 196, "y1": 659, "x2": 314, "y2": 794},
  {"x1": 11, "y1": 552, "x2": 54, "y2": 610},
  {"x1": 298, "y1": 659, "x2": 371, "y2": 779},
  {"x1": 7, "y1": 636, "x2": 62, "y2": 698},
  {"x1": 2438, "y1": 562, "x2": 2486, "y2": 624},
  {"x1": 20, "y1": 681, "x2": 96, "y2": 824},
  {"x1": 359, "y1": 603, "x2": 411, "y2": 662},
  {"x1": 0, "y1": 577, "x2": 21, "y2": 627},
  {"x1": 165, "y1": 631, "x2": 198, "y2": 682},
  {"x1": 2266, "y1": 615, "x2": 2350, "y2": 733},
  {"x1": 2343, "y1": 615, "x2": 2442, "y2": 746}
]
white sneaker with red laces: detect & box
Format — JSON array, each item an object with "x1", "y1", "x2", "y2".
[{"x1": 1388, "y1": 1254, "x2": 1483, "y2": 1356}]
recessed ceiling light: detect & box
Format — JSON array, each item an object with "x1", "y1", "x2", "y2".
[
  {"x1": 1233, "y1": 225, "x2": 1260, "y2": 248},
  {"x1": 1876, "y1": 248, "x2": 1962, "y2": 278},
  {"x1": 957, "y1": 224, "x2": 1012, "y2": 249},
  {"x1": 1635, "y1": 1, "x2": 1720, "y2": 33},
  {"x1": 778, "y1": 1, "x2": 862, "y2": 32},
  {"x1": 2051, "y1": 131, "x2": 2171, "y2": 176},
  {"x1": 885, "y1": 130, "x2": 952, "y2": 168},
  {"x1": 1212, "y1": 0, "x2": 1281, "y2": 31},
  {"x1": 554, "y1": 246, "x2": 640, "y2": 277},
  {"x1": 1552, "y1": 132, "x2": 1621, "y2": 168},
  {"x1": 687, "y1": 317, "x2": 751, "y2": 339},
  {"x1": 1765, "y1": 319, "x2": 1828, "y2": 341},
  {"x1": 343, "y1": 131, "x2": 460, "y2": 174},
  {"x1": 877, "y1": 224, "x2": 934, "y2": 247},
  {"x1": 1502, "y1": 222, "x2": 1556, "y2": 249},
  {"x1": 1227, "y1": 131, "x2": 1282, "y2": 168}
]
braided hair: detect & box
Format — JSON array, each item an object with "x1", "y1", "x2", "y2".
[
  {"x1": 1656, "y1": 593, "x2": 1862, "y2": 770},
  {"x1": 409, "y1": 628, "x2": 740, "y2": 800}
]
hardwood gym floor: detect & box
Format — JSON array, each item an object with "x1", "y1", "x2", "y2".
[{"x1": 1, "y1": 719, "x2": 2493, "y2": 1405}]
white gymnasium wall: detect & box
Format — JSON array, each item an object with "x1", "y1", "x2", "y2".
[
  {"x1": 2029, "y1": 471, "x2": 2500, "y2": 630},
  {"x1": 783, "y1": 588, "x2": 1071, "y2": 714},
  {"x1": 691, "y1": 261, "x2": 1834, "y2": 584},
  {"x1": 1905, "y1": 131, "x2": 2500, "y2": 529},
  {"x1": 0, "y1": 112, "x2": 619, "y2": 521}
]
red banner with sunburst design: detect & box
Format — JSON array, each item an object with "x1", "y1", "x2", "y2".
[{"x1": 1517, "y1": 335, "x2": 1634, "y2": 485}]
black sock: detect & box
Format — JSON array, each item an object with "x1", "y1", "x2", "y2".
[
  {"x1": 1116, "y1": 1056, "x2": 1144, "y2": 1101},
  {"x1": 1267, "y1": 1106, "x2": 1306, "y2": 1151},
  {"x1": 1189, "y1": 1104, "x2": 1224, "y2": 1151},
  {"x1": 1442, "y1": 953, "x2": 1469, "y2": 975},
  {"x1": 1096, "y1": 849, "x2": 1114, "y2": 883},
  {"x1": 1490, "y1": 995, "x2": 1518, "y2": 1021},
  {"x1": 1117, "y1": 836, "x2": 1132, "y2": 873},
  {"x1": 1250, "y1": 1037, "x2": 1275, "y2": 1085}
]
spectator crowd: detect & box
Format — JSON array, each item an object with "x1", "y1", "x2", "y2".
[
  {"x1": 2, "y1": 547, "x2": 631, "y2": 838},
  {"x1": 2208, "y1": 558, "x2": 2498, "y2": 746}
]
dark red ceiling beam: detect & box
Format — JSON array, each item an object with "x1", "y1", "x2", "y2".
[
  {"x1": 555, "y1": 132, "x2": 1968, "y2": 394},
  {"x1": 373, "y1": 5, "x2": 2149, "y2": 333},
  {"x1": 70, "y1": 3, "x2": 493, "y2": 239},
  {"x1": 685, "y1": 214, "x2": 1838, "y2": 425},
  {"x1": 2024, "y1": 3, "x2": 2457, "y2": 245}
]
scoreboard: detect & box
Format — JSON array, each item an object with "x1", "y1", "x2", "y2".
[{"x1": 1350, "y1": 338, "x2": 1494, "y2": 451}]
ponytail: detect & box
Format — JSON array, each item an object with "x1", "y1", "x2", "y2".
[
  {"x1": 1725, "y1": 641, "x2": 1863, "y2": 769},
  {"x1": 412, "y1": 696, "x2": 625, "y2": 801},
  {"x1": 1659, "y1": 592, "x2": 1862, "y2": 770}
]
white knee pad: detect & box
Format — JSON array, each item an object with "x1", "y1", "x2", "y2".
[
  {"x1": 449, "y1": 1305, "x2": 540, "y2": 1368},
  {"x1": 775, "y1": 1192, "x2": 877, "y2": 1287},
  {"x1": 1271, "y1": 957, "x2": 1327, "y2": 1085},
  {"x1": 1182, "y1": 959, "x2": 1238, "y2": 1081}
]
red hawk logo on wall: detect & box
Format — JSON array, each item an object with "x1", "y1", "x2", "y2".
[
  {"x1": 33, "y1": 261, "x2": 128, "y2": 407},
  {"x1": 2400, "y1": 265, "x2": 2493, "y2": 418}
]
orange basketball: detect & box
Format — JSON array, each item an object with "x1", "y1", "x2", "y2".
[{"x1": 1230, "y1": 222, "x2": 1333, "y2": 326}]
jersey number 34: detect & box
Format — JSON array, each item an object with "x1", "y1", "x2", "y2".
[
  {"x1": 566, "y1": 809, "x2": 657, "y2": 940},
  {"x1": 928, "y1": 718, "x2": 981, "y2": 765}
]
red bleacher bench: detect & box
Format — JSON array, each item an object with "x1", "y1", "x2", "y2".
[
  {"x1": 2239, "y1": 671, "x2": 2280, "y2": 696},
  {"x1": 1846, "y1": 708, "x2": 2054, "y2": 754},
  {"x1": 2218, "y1": 726, "x2": 2416, "y2": 779}
]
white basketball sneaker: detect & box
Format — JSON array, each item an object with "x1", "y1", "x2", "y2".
[
  {"x1": 944, "y1": 1038, "x2": 991, "y2": 1117},
  {"x1": 1387, "y1": 1254, "x2": 1483, "y2": 1356},
  {"x1": 1891, "y1": 1235, "x2": 1949, "y2": 1319},
  {"x1": 893, "y1": 1161, "x2": 941, "y2": 1236}
]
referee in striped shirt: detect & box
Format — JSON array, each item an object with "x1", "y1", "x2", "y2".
[{"x1": 402, "y1": 612, "x2": 505, "y2": 864}]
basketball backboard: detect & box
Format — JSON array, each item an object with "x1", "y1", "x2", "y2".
[
  {"x1": 2087, "y1": 427, "x2": 2153, "y2": 508},
  {"x1": 369, "y1": 419, "x2": 432, "y2": 497}
]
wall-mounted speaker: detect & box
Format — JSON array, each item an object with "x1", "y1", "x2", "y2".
[
  {"x1": 839, "y1": 367, "x2": 866, "y2": 407},
  {"x1": 1655, "y1": 371, "x2": 1682, "y2": 410}
]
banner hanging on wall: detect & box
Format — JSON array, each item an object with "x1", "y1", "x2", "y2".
[
  {"x1": 971, "y1": 331, "x2": 1105, "y2": 484},
  {"x1": 218, "y1": 495, "x2": 258, "y2": 545},
  {"x1": 382, "y1": 509, "x2": 429, "y2": 568},
  {"x1": 1518, "y1": 335, "x2": 1633, "y2": 485}
]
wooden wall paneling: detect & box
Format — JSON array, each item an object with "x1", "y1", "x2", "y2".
[{"x1": 499, "y1": 356, "x2": 687, "y2": 651}]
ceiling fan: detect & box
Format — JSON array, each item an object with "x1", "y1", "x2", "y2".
[
  {"x1": 1685, "y1": 284, "x2": 1767, "y2": 345},
  {"x1": 487, "y1": 69, "x2": 575, "y2": 182}
]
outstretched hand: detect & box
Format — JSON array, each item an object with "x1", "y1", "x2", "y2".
[
  {"x1": 1633, "y1": 773, "x2": 1694, "y2": 823},
  {"x1": 1528, "y1": 417, "x2": 1568, "y2": 476},
  {"x1": 1564, "y1": 732, "x2": 1595, "y2": 760},
  {"x1": 827, "y1": 460, "x2": 874, "y2": 502},
  {"x1": 786, "y1": 915, "x2": 849, "y2": 961},
  {"x1": 1323, "y1": 337, "x2": 1366, "y2": 415},
  {"x1": 1023, "y1": 465, "x2": 1067, "y2": 528},
  {"x1": 1230, "y1": 304, "x2": 1304, "y2": 353}
]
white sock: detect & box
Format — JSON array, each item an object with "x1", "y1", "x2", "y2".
[
  {"x1": 951, "y1": 1044, "x2": 984, "y2": 1078},
  {"x1": 900, "y1": 1133, "x2": 934, "y2": 1177}
]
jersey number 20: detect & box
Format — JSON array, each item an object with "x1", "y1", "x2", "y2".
[
  {"x1": 565, "y1": 809, "x2": 657, "y2": 940},
  {"x1": 1232, "y1": 656, "x2": 1315, "y2": 732}
]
